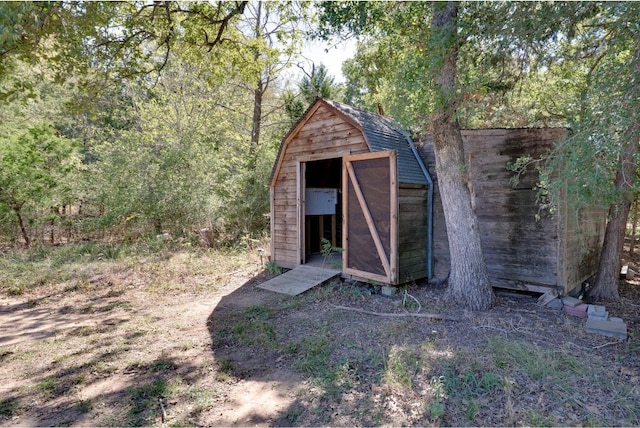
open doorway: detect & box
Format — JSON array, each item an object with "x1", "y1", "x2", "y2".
[{"x1": 304, "y1": 157, "x2": 342, "y2": 266}]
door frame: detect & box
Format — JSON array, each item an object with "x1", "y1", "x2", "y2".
[
  {"x1": 296, "y1": 151, "x2": 351, "y2": 266},
  {"x1": 342, "y1": 150, "x2": 398, "y2": 284}
]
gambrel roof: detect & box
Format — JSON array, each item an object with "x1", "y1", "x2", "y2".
[{"x1": 271, "y1": 98, "x2": 429, "y2": 186}]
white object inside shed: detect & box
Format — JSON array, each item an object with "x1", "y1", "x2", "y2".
[{"x1": 305, "y1": 188, "x2": 338, "y2": 215}]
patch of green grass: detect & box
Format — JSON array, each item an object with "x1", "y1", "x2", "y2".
[
  {"x1": 125, "y1": 358, "x2": 178, "y2": 374},
  {"x1": 427, "y1": 401, "x2": 446, "y2": 419},
  {"x1": 488, "y1": 339, "x2": 582, "y2": 382},
  {"x1": 0, "y1": 244, "x2": 101, "y2": 295},
  {"x1": 76, "y1": 399, "x2": 93, "y2": 413},
  {"x1": 265, "y1": 261, "x2": 282, "y2": 275},
  {"x1": 464, "y1": 400, "x2": 479, "y2": 420},
  {"x1": 216, "y1": 359, "x2": 235, "y2": 382},
  {"x1": 341, "y1": 283, "x2": 373, "y2": 298},
  {"x1": 0, "y1": 397, "x2": 23, "y2": 418},
  {"x1": 127, "y1": 378, "x2": 178, "y2": 426},
  {"x1": 282, "y1": 404, "x2": 304, "y2": 425},
  {"x1": 90, "y1": 360, "x2": 117, "y2": 375},
  {"x1": 168, "y1": 419, "x2": 198, "y2": 427},
  {"x1": 332, "y1": 359, "x2": 361, "y2": 389},
  {"x1": 527, "y1": 410, "x2": 553, "y2": 427},
  {"x1": 223, "y1": 305, "x2": 278, "y2": 349},
  {"x1": 230, "y1": 319, "x2": 277, "y2": 349},
  {"x1": 150, "y1": 358, "x2": 178, "y2": 372},
  {"x1": 185, "y1": 386, "x2": 216, "y2": 414},
  {"x1": 382, "y1": 319, "x2": 415, "y2": 340},
  {"x1": 293, "y1": 334, "x2": 334, "y2": 378},
  {"x1": 440, "y1": 358, "x2": 503, "y2": 399},
  {"x1": 36, "y1": 377, "x2": 59, "y2": 398},
  {"x1": 383, "y1": 346, "x2": 421, "y2": 390},
  {"x1": 244, "y1": 304, "x2": 274, "y2": 319}
]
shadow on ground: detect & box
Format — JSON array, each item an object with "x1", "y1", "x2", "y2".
[
  {"x1": 0, "y1": 284, "x2": 206, "y2": 427},
  {"x1": 207, "y1": 271, "x2": 459, "y2": 426}
]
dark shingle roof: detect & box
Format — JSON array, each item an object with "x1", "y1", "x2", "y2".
[
  {"x1": 271, "y1": 98, "x2": 429, "y2": 185},
  {"x1": 325, "y1": 100, "x2": 428, "y2": 185}
]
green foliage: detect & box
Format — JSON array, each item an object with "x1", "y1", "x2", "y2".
[
  {"x1": 0, "y1": 124, "x2": 81, "y2": 244},
  {"x1": 383, "y1": 346, "x2": 420, "y2": 390},
  {"x1": 426, "y1": 376, "x2": 446, "y2": 419},
  {"x1": 440, "y1": 359, "x2": 503, "y2": 398},
  {"x1": 128, "y1": 378, "x2": 177, "y2": 426},
  {"x1": 0, "y1": 2, "x2": 248, "y2": 87},
  {"x1": 0, "y1": 1, "x2": 303, "y2": 246},
  {"x1": 320, "y1": 237, "x2": 342, "y2": 269},
  {"x1": 299, "y1": 63, "x2": 336, "y2": 103},
  {"x1": 319, "y1": 2, "x2": 633, "y2": 133},
  {"x1": 265, "y1": 261, "x2": 282, "y2": 275},
  {"x1": 73, "y1": 44, "x2": 280, "y2": 241},
  {"x1": 224, "y1": 305, "x2": 278, "y2": 349},
  {"x1": 282, "y1": 89, "x2": 306, "y2": 125},
  {"x1": 35, "y1": 377, "x2": 56, "y2": 393},
  {"x1": 292, "y1": 334, "x2": 334, "y2": 377},
  {"x1": 518, "y1": 3, "x2": 640, "y2": 213},
  {"x1": 487, "y1": 339, "x2": 582, "y2": 381}
]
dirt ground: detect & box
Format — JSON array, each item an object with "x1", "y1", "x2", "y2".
[{"x1": 1, "y1": 248, "x2": 639, "y2": 426}]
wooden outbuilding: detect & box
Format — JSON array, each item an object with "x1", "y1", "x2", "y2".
[
  {"x1": 270, "y1": 98, "x2": 433, "y2": 285},
  {"x1": 419, "y1": 129, "x2": 606, "y2": 295},
  {"x1": 270, "y1": 99, "x2": 605, "y2": 294}
]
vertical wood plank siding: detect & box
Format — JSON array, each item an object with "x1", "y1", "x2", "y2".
[
  {"x1": 419, "y1": 128, "x2": 605, "y2": 293},
  {"x1": 398, "y1": 185, "x2": 429, "y2": 282}
]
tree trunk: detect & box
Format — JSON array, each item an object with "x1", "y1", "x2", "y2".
[
  {"x1": 591, "y1": 30, "x2": 640, "y2": 301},
  {"x1": 50, "y1": 206, "x2": 57, "y2": 245},
  {"x1": 591, "y1": 129, "x2": 638, "y2": 300},
  {"x1": 13, "y1": 207, "x2": 30, "y2": 247},
  {"x1": 249, "y1": 84, "x2": 263, "y2": 167},
  {"x1": 248, "y1": 0, "x2": 263, "y2": 171},
  {"x1": 629, "y1": 195, "x2": 638, "y2": 255},
  {"x1": 430, "y1": 2, "x2": 493, "y2": 310}
]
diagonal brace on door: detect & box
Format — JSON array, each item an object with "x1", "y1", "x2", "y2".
[{"x1": 345, "y1": 161, "x2": 391, "y2": 278}]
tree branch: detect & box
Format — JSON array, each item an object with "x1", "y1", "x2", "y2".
[{"x1": 330, "y1": 304, "x2": 460, "y2": 321}]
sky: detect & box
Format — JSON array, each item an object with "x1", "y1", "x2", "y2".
[{"x1": 301, "y1": 37, "x2": 357, "y2": 83}]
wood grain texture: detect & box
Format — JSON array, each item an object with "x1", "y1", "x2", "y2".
[{"x1": 417, "y1": 128, "x2": 604, "y2": 293}]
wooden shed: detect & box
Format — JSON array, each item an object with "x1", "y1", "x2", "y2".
[
  {"x1": 270, "y1": 98, "x2": 433, "y2": 285},
  {"x1": 270, "y1": 99, "x2": 605, "y2": 294},
  {"x1": 418, "y1": 129, "x2": 606, "y2": 295}
]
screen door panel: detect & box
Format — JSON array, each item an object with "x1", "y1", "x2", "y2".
[{"x1": 343, "y1": 151, "x2": 397, "y2": 284}]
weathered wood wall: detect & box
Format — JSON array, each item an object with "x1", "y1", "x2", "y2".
[
  {"x1": 558, "y1": 202, "x2": 606, "y2": 292},
  {"x1": 465, "y1": 128, "x2": 563, "y2": 292},
  {"x1": 271, "y1": 103, "x2": 369, "y2": 268},
  {"x1": 418, "y1": 128, "x2": 603, "y2": 293},
  {"x1": 398, "y1": 184, "x2": 429, "y2": 283}
]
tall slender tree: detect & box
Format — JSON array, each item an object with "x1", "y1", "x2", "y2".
[{"x1": 429, "y1": 2, "x2": 493, "y2": 309}]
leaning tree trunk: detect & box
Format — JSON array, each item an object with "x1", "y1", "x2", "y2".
[
  {"x1": 13, "y1": 206, "x2": 30, "y2": 247},
  {"x1": 430, "y1": 2, "x2": 493, "y2": 310},
  {"x1": 592, "y1": 128, "x2": 639, "y2": 300},
  {"x1": 591, "y1": 30, "x2": 640, "y2": 301}
]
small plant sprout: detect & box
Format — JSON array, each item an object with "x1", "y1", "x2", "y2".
[
  {"x1": 265, "y1": 261, "x2": 282, "y2": 275},
  {"x1": 320, "y1": 237, "x2": 342, "y2": 269}
]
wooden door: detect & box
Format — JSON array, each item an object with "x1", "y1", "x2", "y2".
[{"x1": 342, "y1": 151, "x2": 398, "y2": 284}]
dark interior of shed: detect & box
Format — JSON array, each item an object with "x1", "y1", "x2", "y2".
[{"x1": 304, "y1": 158, "x2": 343, "y2": 258}]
